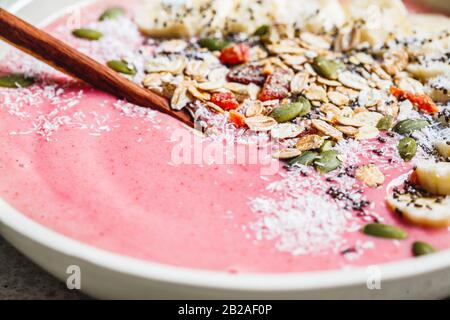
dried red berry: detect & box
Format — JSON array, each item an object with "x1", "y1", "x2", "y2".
[
  {"x1": 390, "y1": 86, "x2": 439, "y2": 114},
  {"x1": 220, "y1": 43, "x2": 250, "y2": 66},
  {"x1": 258, "y1": 69, "x2": 291, "y2": 101},
  {"x1": 227, "y1": 64, "x2": 266, "y2": 85},
  {"x1": 229, "y1": 110, "x2": 246, "y2": 128},
  {"x1": 211, "y1": 92, "x2": 239, "y2": 111}
]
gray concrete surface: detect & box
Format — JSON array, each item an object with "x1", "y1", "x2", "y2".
[{"x1": 0, "y1": 236, "x2": 89, "y2": 300}]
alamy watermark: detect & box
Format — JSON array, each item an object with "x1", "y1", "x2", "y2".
[
  {"x1": 366, "y1": 265, "x2": 382, "y2": 290},
  {"x1": 66, "y1": 265, "x2": 81, "y2": 290},
  {"x1": 170, "y1": 129, "x2": 281, "y2": 176}
]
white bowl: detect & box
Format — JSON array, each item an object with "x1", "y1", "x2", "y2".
[{"x1": 1, "y1": 0, "x2": 450, "y2": 299}]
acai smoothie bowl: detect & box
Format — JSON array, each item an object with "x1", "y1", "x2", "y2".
[{"x1": 0, "y1": 0, "x2": 449, "y2": 299}]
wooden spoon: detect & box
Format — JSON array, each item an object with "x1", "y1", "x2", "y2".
[{"x1": 0, "y1": 8, "x2": 194, "y2": 127}]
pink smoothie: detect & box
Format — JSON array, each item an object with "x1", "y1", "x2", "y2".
[{"x1": 0, "y1": 0, "x2": 449, "y2": 274}]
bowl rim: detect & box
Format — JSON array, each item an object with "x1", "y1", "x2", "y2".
[
  {"x1": 2, "y1": 196, "x2": 450, "y2": 292},
  {"x1": 1, "y1": 0, "x2": 450, "y2": 293}
]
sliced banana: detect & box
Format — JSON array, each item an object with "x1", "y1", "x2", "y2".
[
  {"x1": 407, "y1": 62, "x2": 450, "y2": 81},
  {"x1": 136, "y1": 0, "x2": 233, "y2": 38},
  {"x1": 136, "y1": 0, "x2": 347, "y2": 38},
  {"x1": 223, "y1": 0, "x2": 274, "y2": 35},
  {"x1": 387, "y1": 192, "x2": 450, "y2": 228},
  {"x1": 409, "y1": 13, "x2": 450, "y2": 39},
  {"x1": 435, "y1": 140, "x2": 450, "y2": 159},
  {"x1": 346, "y1": 0, "x2": 410, "y2": 47},
  {"x1": 416, "y1": 161, "x2": 450, "y2": 196}
]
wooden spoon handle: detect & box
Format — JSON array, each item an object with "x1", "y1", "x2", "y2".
[{"x1": 0, "y1": 8, "x2": 194, "y2": 127}]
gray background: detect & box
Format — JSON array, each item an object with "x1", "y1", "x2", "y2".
[
  {"x1": 0, "y1": 0, "x2": 14, "y2": 8},
  {"x1": 0, "y1": 236, "x2": 88, "y2": 299}
]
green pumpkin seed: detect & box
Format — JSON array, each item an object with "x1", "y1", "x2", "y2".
[
  {"x1": 287, "y1": 151, "x2": 319, "y2": 167},
  {"x1": 107, "y1": 60, "x2": 137, "y2": 75},
  {"x1": 320, "y1": 140, "x2": 334, "y2": 152},
  {"x1": 0, "y1": 74, "x2": 34, "y2": 88},
  {"x1": 72, "y1": 28, "x2": 103, "y2": 41},
  {"x1": 314, "y1": 150, "x2": 342, "y2": 173},
  {"x1": 99, "y1": 7, "x2": 125, "y2": 21},
  {"x1": 198, "y1": 38, "x2": 231, "y2": 51},
  {"x1": 253, "y1": 25, "x2": 270, "y2": 37},
  {"x1": 269, "y1": 103, "x2": 302, "y2": 123},
  {"x1": 398, "y1": 137, "x2": 417, "y2": 161},
  {"x1": 363, "y1": 223, "x2": 408, "y2": 239},
  {"x1": 313, "y1": 57, "x2": 342, "y2": 80},
  {"x1": 393, "y1": 119, "x2": 429, "y2": 135},
  {"x1": 377, "y1": 115, "x2": 394, "y2": 131},
  {"x1": 297, "y1": 96, "x2": 311, "y2": 116},
  {"x1": 269, "y1": 97, "x2": 311, "y2": 123},
  {"x1": 412, "y1": 241, "x2": 437, "y2": 257}
]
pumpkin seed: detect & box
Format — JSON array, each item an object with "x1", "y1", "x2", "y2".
[
  {"x1": 393, "y1": 119, "x2": 429, "y2": 135},
  {"x1": 107, "y1": 60, "x2": 137, "y2": 75},
  {"x1": 377, "y1": 115, "x2": 394, "y2": 131},
  {"x1": 198, "y1": 38, "x2": 231, "y2": 51},
  {"x1": 269, "y1": 97, "x2": 311, "y2": 123},
  {"x1": 287, "y1": 151, "x2": 319, "y2": 167},
  {"x1": 99, "y1": 7, "x2": 125, "y2": 21},
  {"x1": 412, "y1": 241, "x2": 437, "y2": 257},
  {"x1": 363, "y1": 223, "x2": 408, "y2": 239},
  {"x1": 72, "y1": 28, "x2": 103, "y2": 40},
  {"x1": 297, "y1": 96, "x2": 312, "y2": 116},
  {"x1": 314, "y1": 150, "x2": 342, "y2": 173},
  {"x1": 0, "y1": 74, "x2": 34, "y2": 88},
  {"x1": 253, "y1": 25, "x2": 270, "y2": 37},
  {"x1": 320, "y1": 140, "x2": 334, "y2": 152},
  {"x1": 398, "y1": 137, "x2": 417, "y2": 161},
  {"x1": 313, "y1": 56, "x2": 342, "y2": 80}
]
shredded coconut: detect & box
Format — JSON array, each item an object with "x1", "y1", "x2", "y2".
[{"x1": 249, "y1": 193, "x2": 351, "y2": 255}]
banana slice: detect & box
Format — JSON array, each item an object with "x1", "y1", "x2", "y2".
[
  {"x1": 136, "y1": 0, "x2": 199, "y2": 38},
  {"x1": 410, "y1": 13, "x2": 450, "y2": 39},
  {"x1": 223, "y1": 0, "x2": 274, "y2": 35},
  {"x1": 416, "y1": 161, "x2": 450, "y2": 196},
  {"x1": 346, "y1": 0, "x2": 410, "y2": 47},
  {"x1": 407, "y1": 62, "x2": 450, "y2": 81},
  {"x1": 387, "y1": 192, "x2": 450, "y2": 228},
  {"x1": 136, "y1": 0, "x2": 347, "y2": 38},
  {"x1": 136, "y1": 0, "x2": 233, "y2": 38},
  {"x1": 435, "y1": 140, "x2": 450, "y2": 159}
]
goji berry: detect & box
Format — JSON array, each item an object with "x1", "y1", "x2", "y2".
[
  {"x1": 390, "y1": 86, "x2": 438, "y2": 114},
  {"x1": 227, "y1": 64, "x2": 266, "y2": 85},
  {"x1": 220, "y1": 43, "x2": 250, "y2": 66},
  {"x1": 258, "y1": 69, "x2": 291, "y2": 101},
  {"x1": 211, "y1": 92, "x2": 239, "y2": 111},
  {"x1": 229, "y1": 110, "x2": 246, "y2": 128}
]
